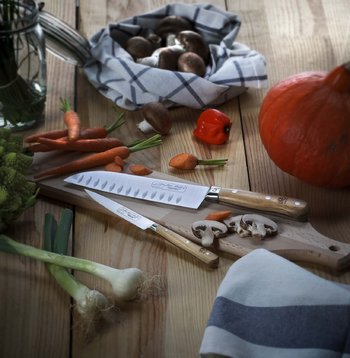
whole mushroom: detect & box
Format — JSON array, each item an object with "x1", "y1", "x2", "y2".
[
  {"x1": 125, "y1": 36, "x2": 155, "y2": 60},
  {"x1": 178, "y1": 52, "x2": 206, "y2": 77},
  {"x1": 137, "y1": 46, "x2": 184, "y2": 69},
  {"x1": 155, "y1": 15, "x2": 194, "y2": 45},
  {"x1": 146, "y1": 33, "x2": 162, "y2": 49},
  {"x1": 176, "y1": 30, "x2": 210, "y2": 64},
  {"x1": 158, "y1": 48, "x2": 182, "y2": 71},
  {"x1": 191, "y1": 220, "x2": 228, "y2": 247},
  {"x1": 137, "y1": 102, "x2": 172, "y2": 135}
]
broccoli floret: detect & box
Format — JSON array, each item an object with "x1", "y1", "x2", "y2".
[
  {"x1": 0, "y1": 130, "x2": 38, "y2": 230},
  {"x1": 2, "y1": 152, "x2": 33, "y2": 172}
]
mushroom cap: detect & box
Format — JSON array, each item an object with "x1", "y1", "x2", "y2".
[
  {"x1": 125, "y1": 36, "x2": 155, "y2": 60},
  {"x1": 155, "y1": 15, "x2": 194, "y2": 40},
  {"x1": 141, "y1": 102, "x2": 172, "y2": 135},
  {"x1": 158, "y1": 48, "x2": 181, "y2": 71},
  {"x1": 176, "y1": 30, "x2": 210, "y2": 64},
  {"x1": 147, "y1": 34, "x2": 162, "y2": 49},
  {"x1": 177, "y1": 52, "x2": 206, "y2": 77}
]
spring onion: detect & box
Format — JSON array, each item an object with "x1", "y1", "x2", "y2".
[
  {"x1": 0, "y1": 234, "x2": 146, "y2": 301},
  {"x1": 43, "y1": 209, "x2": 113, "y2": 339}
]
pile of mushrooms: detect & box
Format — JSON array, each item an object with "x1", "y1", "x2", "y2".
[
  {"x1": 124, "y1": 15, "x2": 210, "y2": 77},
  {"x1": 191, "y1": 214, "x2": 278, "y2": 247}
]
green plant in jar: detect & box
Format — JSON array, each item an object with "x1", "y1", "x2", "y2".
[{"x1": 0, "y1": 0, "x2": 46, "y2": 131}]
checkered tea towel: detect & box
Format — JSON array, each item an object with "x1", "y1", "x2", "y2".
[
  {"x1": 83, "y1": 3, "x2": 268, "y2": 110},
  {"x1": 200, "y1": 249, "x2": 350, "y2": 358}
]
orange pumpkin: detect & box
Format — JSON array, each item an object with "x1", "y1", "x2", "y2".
[{"x1": 258, "y1": 62, "x2": 350, "y2": 188}]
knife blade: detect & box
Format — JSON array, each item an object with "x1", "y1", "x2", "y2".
[
  {"x1": 84, "y1": 189, "x2": 219, "y2": 268},
  {"x1": 65, "y1": 171, "x2": 308, "y2": 221}
]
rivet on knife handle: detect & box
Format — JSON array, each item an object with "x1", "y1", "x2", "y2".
[
  {"x1": 209, "y1": 187, "x2": 309, "y2": 221},
  {"x1": 151, "y1": 224, "x2": 219, "y2": 268}
]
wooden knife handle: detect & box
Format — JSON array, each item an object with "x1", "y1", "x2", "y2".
[
  {"x1": 153, "y1": 224, "x2": 219, "y2": 268},
  {"x1": 215, "y1": 187, "x2": 309, "y2": 221}
]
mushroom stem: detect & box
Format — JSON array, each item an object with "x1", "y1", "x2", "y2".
[
  {"x1": 137, "y1": 119, "x2": 155, "y2": 134},
  {"x1": 137, "y1": 102, "x2": 172, "y2": 135}
]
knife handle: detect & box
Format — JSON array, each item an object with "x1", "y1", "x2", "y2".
[
  {"x1": 152, "y1": 224, "x2": 219, "y2": 268},
  {"x1": 216, "y1": 187, "x2": 309, "y2": 221}
]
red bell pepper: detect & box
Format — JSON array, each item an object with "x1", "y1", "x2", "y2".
[{"x1": 193, "y1": 109, "x2": 232, "y2": 145}]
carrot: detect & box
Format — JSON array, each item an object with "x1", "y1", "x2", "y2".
[
  {"x1": 25, "y1": 129, "x2": 68, "y2": 143},
  {"x1": 34, "y1": 134, "x2": 162, "y2": 180},
  {"x1": 60, "y1": 98, "x2": 81, "y2": 142},
  {"x1": 59, "y1": 110, "x2": 126, "y2": 141},
  {"x1": 26, "y1": 111, "x2": 125, "y2": 144},
  {"x1": 105, "y1": 162, "x2": 123, "y2": 172},
  {"x1": 27, "y1": 143, "x2": 57, "y2": 152},
  {"x1": 34, "y1": 147, "x2": 126, "y2": 179},
  {"x1": 169, "y1": 153, "x2": 228, "y2": 170},
  {"x1": 205, "y1": 210, "x2": 232, "y2": 221},
  {"x1": 129, "y1": 164, "x2": 153, "y2": 176},
  {"x1": 37, "y1": 137, "x2": 124, "y2": 152},
  {"x1": 113, "y1": 156, "x2": 125, "y2": 168}
]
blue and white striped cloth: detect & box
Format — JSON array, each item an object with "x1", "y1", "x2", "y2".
[
  {"x1": 200, "y1": 249, "x2": 350, "y2": 358},
  {"x1": 84, "y1": 3, "x2": 268, "y2": 110}
]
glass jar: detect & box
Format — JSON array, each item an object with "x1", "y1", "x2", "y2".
[{"x1": 0, "y1": 0, "x2": 46, "y2": 131}]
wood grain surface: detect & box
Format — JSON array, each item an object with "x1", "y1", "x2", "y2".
[{"x1": 1, "y1": 1, "x2": 350, "y2": 357}]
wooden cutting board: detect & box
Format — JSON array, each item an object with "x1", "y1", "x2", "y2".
[{"x1": 28, "y1": 152, "x2": 350, "y2": 271}]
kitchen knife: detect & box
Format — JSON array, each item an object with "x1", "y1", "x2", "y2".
[
  {"x1": 84, "y1": 189, "x2": 219, "y2": 268},
  {"x1": 65, "y1": 171, "x2": 309, "y2": 221}
]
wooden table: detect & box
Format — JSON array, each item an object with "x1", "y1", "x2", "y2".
[{"x1": 1, "y1": 1, "x2": 350, "y2": 357}]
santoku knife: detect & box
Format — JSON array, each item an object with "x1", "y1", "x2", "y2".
[
  {"x1": 65, "y1": 171, "x2": 308, "y2": 221},
  {"x1": 84, "y1": 189, "x2": 219, "y2": 268}
]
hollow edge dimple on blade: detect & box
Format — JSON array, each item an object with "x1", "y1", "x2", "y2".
[{"x1": 64, "y1": 171, "x2": 208, "y2": 209}]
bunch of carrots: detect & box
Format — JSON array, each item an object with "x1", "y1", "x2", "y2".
[{"x1": 27, "y1": 99, "x2": 159, "y2": 180}]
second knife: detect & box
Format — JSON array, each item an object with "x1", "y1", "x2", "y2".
[{"x1": 84, "y1": 189, "x2": 219, "y2": 268}]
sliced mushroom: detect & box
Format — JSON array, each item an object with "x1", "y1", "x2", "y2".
[
  {"x1": 191, "y1": 220, "x2": 228, "y2": 247},
  {"x1": 137, "y1": 102, "x2": 172, "y2": 135},
  {"x1": 240, "y1": 214, "x2": 278, "y2": 239},
  {"x1": 223, "y1": 215, "x2": 251, "y2": 237},
  {"x1": 224, "y1": 214, "x2": 278, "y2": 239},
  {"x1": 178, "y1": 52, "x2": 206, "y2": 77},
  {"x1": 176, "y1": 30, "x2": 210, "y2": 64}
]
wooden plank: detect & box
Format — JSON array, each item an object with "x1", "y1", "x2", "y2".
[
  {"x1": 1, "y1": 1, "x2": 349, "y2": 357},
  {"x1": 0, "y1": 1, "x2": 76, "y2": 357},
  {"x1": 73, "y1": 1, "x2": 240, "y2": 357},
  {"x1": 231, "y1": 0, "x2": 350, "y2": 279}
]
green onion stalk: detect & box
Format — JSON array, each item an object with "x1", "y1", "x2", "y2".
[
  {"x1": 0, "y1": 208, "x2": 161, "y2": 339},
  {"x1": 0, "y1": 233, "x2": 148, "y2": 300},
  {"x1": 0, "y1": 0, "x2": 46, "y2": 129},
  {"x1": 43, "y1": 209, "x2": 114, "y2": 341}
]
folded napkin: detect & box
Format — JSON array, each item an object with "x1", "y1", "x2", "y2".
[
  {"x1": 200, "y1": 249, "x2": 350, "y2": 358},
  {"x1": 84, "y1": 3, "x2": 267, "y2": 110}
]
